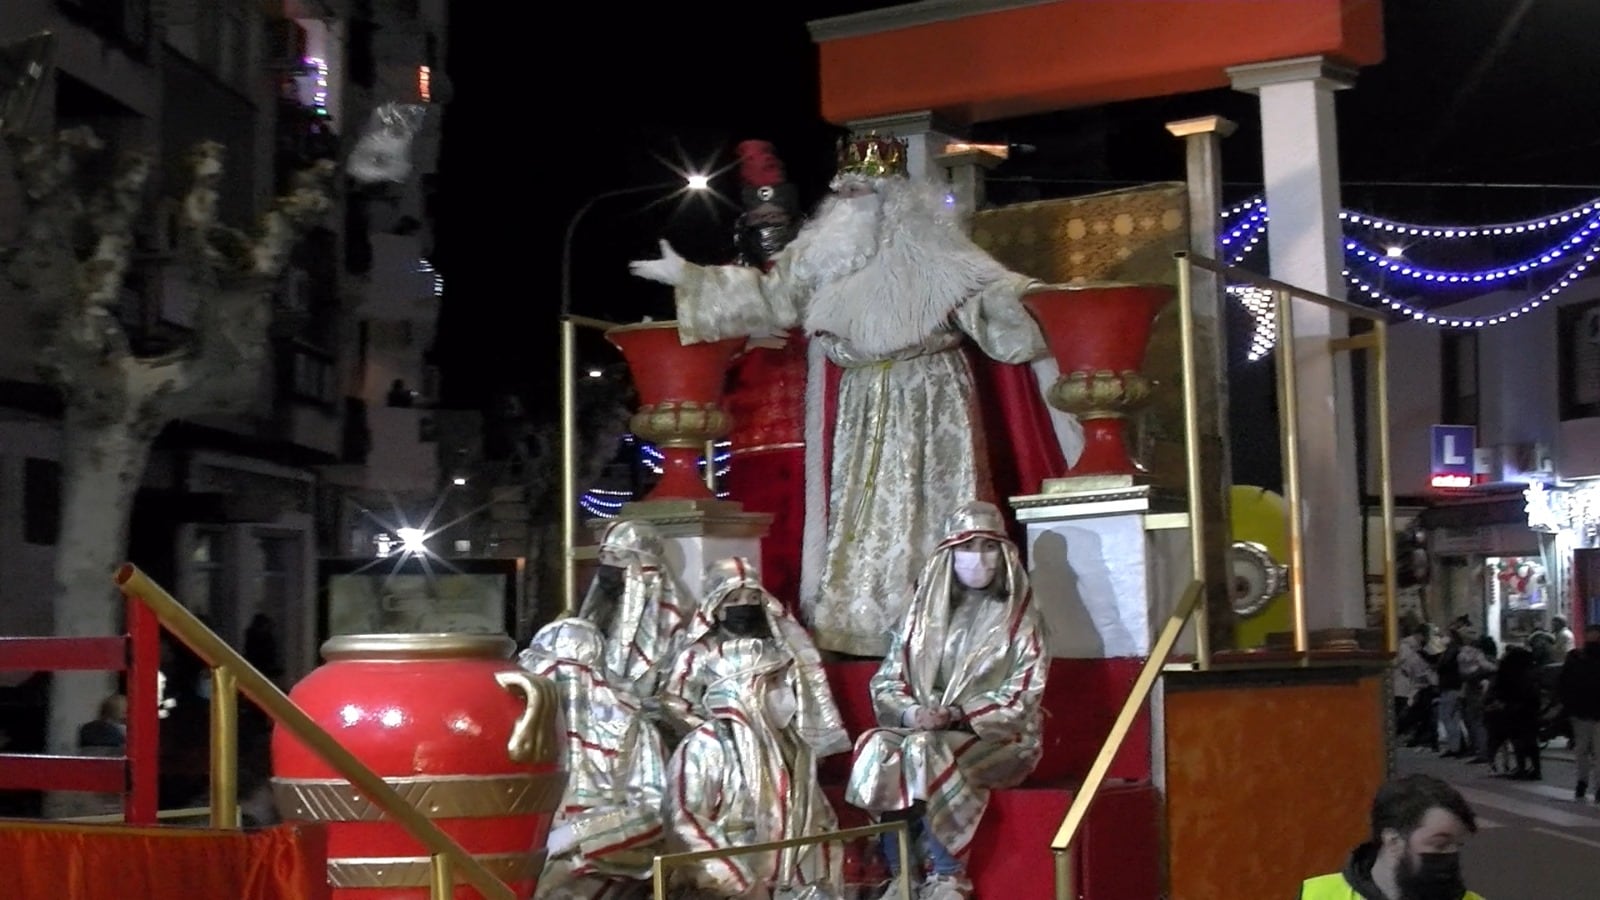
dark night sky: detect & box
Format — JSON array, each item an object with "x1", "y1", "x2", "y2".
[{"x1": 432, "y1": 0, "x2": 1600, "y2": 419}]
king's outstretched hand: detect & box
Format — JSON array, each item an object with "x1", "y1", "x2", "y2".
[{"x1": 628, "y1": 238, "x2": 687, "y2": 287}]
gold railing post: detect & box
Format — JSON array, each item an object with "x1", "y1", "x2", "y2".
[
  {"x1": 430, "y1": 852, "x2": 454, "y2": 900},
  {"x1": 1054, "y1": 849, "x2": 1074, "y2": 900},
  {"x1": 652, "y1": 854, "x2": 667, "y2": 900},
  {"x1": 896, "y1": 825, "x2": 914, "y2": 900},
  {"x1": 209, "y1": 666, "x2": 238, "y2": 829},
  {"x1": 561, "y1": 316, "x2": 579, "y2": 616},
  {"x1": 1272, "y1": 288, "x2": 1309, "y2": 654},
  {"x1": 1176, "y1": 256, "x2": 1212, "y2": 669},
  {"x1": 1375, "y1": 319, "x2": 1399, "y2": 653}
]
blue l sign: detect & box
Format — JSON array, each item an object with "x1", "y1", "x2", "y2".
[{"x1": 1431, "y1": 425, "x2": 1476, "y2": 477}]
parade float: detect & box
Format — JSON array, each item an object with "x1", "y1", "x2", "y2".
[
  {"x1": 0, "y1": 3, "x2": 1399, "y2": 900},
  {"x1": 555, "y1": 2, "x2": 1398, "y2": 899}
]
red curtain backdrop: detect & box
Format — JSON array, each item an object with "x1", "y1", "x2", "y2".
[{"x1": 2, "y1": 821, "x2": 329, "y2": 900}]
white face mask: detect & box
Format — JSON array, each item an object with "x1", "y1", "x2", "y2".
[{"x1": 952, "y1": 547, "x2": 1000, "y2": 590}]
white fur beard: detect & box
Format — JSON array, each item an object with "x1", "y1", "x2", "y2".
[{"x1": 787, "y1": 193, "x2": 880, "y2": 287}]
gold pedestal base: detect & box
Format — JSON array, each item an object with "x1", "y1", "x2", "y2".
[{"x1": 1040, "y1": 472, "x2": 1153, "y2": 494}]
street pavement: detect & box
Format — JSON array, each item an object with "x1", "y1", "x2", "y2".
[{"x1": 1397, "y1": 743, "x2": 1599, "y2": 899}]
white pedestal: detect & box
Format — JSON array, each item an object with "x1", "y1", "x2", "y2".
[
  {"x1": 1011, "y1": 486, "x2": 1192, "y2": 658},
  {"x1": 588, "y1": 499, "x2": 773, "y2": 603}
]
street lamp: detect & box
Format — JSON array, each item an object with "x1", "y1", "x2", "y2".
[{"x1": 558, "y1": 175, "x2": 708, "y2": 613}]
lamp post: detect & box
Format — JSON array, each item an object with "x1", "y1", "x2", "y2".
[{"x1": 558, "y1": 177, "x2": 706, "y2": 614}]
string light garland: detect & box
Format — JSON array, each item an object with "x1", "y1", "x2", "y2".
[{"x1": 580, "y1": 439, "x2": 734, "y2": 517}]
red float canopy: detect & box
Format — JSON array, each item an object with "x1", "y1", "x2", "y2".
[{"x1": 809, "y1": 0, "x2": 1385, "y2": 124}]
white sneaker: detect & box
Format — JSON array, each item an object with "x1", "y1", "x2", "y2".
[{"x1": 919, "y1": 874, "x2": 974, "y2": 900}]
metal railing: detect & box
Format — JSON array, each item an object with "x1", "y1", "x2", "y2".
[
  {"x1": 113, "y1": 564, "x2": 515, "y2": 900},
  {"x1": 651, "y1": 820, "x2": 914, "y2": 900},
  {"x1": 1179, "y1": 253, "x2": 1398, "y2": 662},
  {"x1": 1050, "y1": 581, "x2": 1201, "y2": 898},
  {"x1": 1051, "y1": 254, "x2": 1399, "y2": 897}
]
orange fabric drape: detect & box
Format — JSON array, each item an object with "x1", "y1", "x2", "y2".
[{"x1": 1, "y1": 820, "x2": 328, "y2": 900}]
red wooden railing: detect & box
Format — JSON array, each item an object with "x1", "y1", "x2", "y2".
[{"x1": 0, "y1": 594, "x2": 161, "y2": 823}]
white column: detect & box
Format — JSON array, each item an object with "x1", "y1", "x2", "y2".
[
  {"x1": 1229, "y1": 56, "x2": 1364, "y2": 634},
  {"x1": 844, "y1": 110, "x2": 963, "y2": 182}
]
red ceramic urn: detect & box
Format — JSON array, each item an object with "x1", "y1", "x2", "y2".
[
  {"x1": 272, "y1": 634, "x2": 564, "y2": 899},
  {"x1": 1022, "y1": 283, "x2": 1174, "y2": 480},
  {"x1": 606, "y1": 320, "x2": 745, "y2": 501}
]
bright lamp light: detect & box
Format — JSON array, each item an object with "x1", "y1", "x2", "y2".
[
  {"x1": 686, "y1": 173, "x2": 711, "y2": 191},
  {"x1": 396, "y1": 527, "x2": 427, "y2": 553}
]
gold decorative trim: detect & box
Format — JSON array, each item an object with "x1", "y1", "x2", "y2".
[
  {"x1": 326, "y1": 850, "x2": 545, "y2": 888},
  {"x1": 272, "y1": 771, "x2": 565, "y2": 822},
  {"x1": 604, "y1": 319, "x2": 682, "y2": 335},
  {"x1": 321, "y1": 633, "x2": 514, "y2": 661},
  {"x1": 733, "y1": 441, "x2": 806, "y2": 455}
]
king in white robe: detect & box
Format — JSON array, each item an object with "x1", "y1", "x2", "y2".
[{"x1": 638, "y1": 174, "x2": 1049, "y2": 657}]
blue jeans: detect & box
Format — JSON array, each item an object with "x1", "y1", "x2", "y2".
[
  {"x1": 881, "y1": 817, "x2": 963, "y2": 877},
  {"x1": 1438, "y1": 689, "x2": 1464, "y2": 752}
]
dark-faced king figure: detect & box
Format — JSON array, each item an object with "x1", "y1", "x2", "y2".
[
  {"x1": 660, "y1": 556, "x2": 849, "y2": 898},
  {"x1": 519, "y1": 618, "x2": 667, "y2": 899},
  {"x1": 580, "y1": 519, "x2": 688, "y2": 705},
  {"x1": 845, "y1": 501, "x2": 1048, "y2": 900},
  {"x1": 722, "y1": 139, "x2": 809, "y2": 615},
  {"x1": 631, "y1": 135, "x2": 1057, "y2": 657}
]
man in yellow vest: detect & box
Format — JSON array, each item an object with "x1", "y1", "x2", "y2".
[{"x1": 1301, "y1": 774, "x2": 1484, "y2": 900}]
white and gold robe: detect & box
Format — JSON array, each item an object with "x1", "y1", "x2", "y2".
[{"x1": 672, "y1": 185, "x2": 1047, "y2": 656}]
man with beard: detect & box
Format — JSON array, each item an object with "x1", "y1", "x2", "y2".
[
  {"x1": 845, "y1": 501, "x2": 1047, "y2": 900},
  {"x1": 579, "y1": 518, "x2": 689, "y2": 705},
  {"x1": 659, "y1": 557, "x2": 848, "y2": 898},
  {"x1": 630, "y1": 134, "x2": 1057, "y2": 657},
  {"x1": 723, "y1": 140, "x2": 809, "y2": 615},
  {"x1": 1300, "y1": 774, "x2": 1482, "y2": 900}
]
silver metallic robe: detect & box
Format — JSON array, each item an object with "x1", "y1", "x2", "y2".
[
  {"x1": 844, "y1": 502, "x2": 1048, "y2": 858},
  {"x1": 662, "y1": 558, "x2": 849, "y2": 895},
  {"x1": 581, "y1": 519, "x2": 689, "y2": 702},
  {"x1": 519, "y1": 618, "x2": 667, "y2": 898},
  {"x1": 671, "y1": 183, "x2": 1046, "y2": 656},
  {"x1": 662, "y1": 557, "x2": 849, "y2": 757}
]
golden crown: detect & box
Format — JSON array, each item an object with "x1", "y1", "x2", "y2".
[{"x1": 835, "y1": 132, "x2": 908, "y2": 178}]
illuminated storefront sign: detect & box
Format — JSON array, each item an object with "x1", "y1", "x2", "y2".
[{"x1": 1431, "y1": 424, "x2": 1476, "y2": 489}]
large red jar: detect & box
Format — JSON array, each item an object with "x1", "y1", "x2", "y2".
[{"x1": 272, "y1": 634, "x2": 563, "y2": 899}]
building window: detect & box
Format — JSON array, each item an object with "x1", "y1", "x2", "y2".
[
  {"x1": 23, "y1": 458, "x2": 61, "y2": 546},
  {"x1": 187, "y1": 528, "x2": 228, "y2": 621},
  {"x1": 1559, "y1": 299, "x2": 1600, "y2": 420},
  {"x1": 1440, "y1": 330, "x2": 1478, "y2": 427}
]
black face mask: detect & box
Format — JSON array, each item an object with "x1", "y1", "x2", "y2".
[
  {"x1": 592, "y1": 564, "x2": 625, "y2": 597},
  {"x1": 1397, "y1": 851, "x2": 1466, "y2": 900},
  {"x1": 737, "y1": 222, "x2": 798, "y2": 265},
  {"x1": 720, "y1": 604, "x2": 770, "y2": 639}
]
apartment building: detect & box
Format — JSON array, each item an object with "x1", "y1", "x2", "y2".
[{"x1": 0, "y1": 0, "x2": 450, "y2": 685}]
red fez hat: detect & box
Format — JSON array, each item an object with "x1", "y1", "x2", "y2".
[{"x1": 737, "y1": 140, "x2": 787, "y2": 189}]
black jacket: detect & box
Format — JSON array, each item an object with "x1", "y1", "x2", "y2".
[{"x1": 1560, "y1": 645, "x2": 1600, "y2": 720}]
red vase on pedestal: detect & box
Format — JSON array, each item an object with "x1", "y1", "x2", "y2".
[
  {"x1": 606, "y1": 320, "x2": 745, "y2": 501},
  {"x1": 1021, "y1": 283, "x2": 1174, "y2": 480},
  {"x1": 272, "y1": 634, "x2": 564, "y2": 899}
]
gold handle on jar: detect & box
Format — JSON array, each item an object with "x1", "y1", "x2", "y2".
[{"x1": 496, "y1": 670, "x2": 560, "y2": 765}]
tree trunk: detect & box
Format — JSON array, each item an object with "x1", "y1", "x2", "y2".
[{"x1": 45, "y1": 406, "x2": 156, "y2": 753}]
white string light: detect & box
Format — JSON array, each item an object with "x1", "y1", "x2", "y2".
[
  {"x1": 1228, "y1": 285, "x2": 1278, "y2": 361},
  {"x1": 1340, "y1": 199, "x2": 1600, "y2": 239},
  {"x1": 1344, "y1": 211, "x2": 1600, "y2": 284}
]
